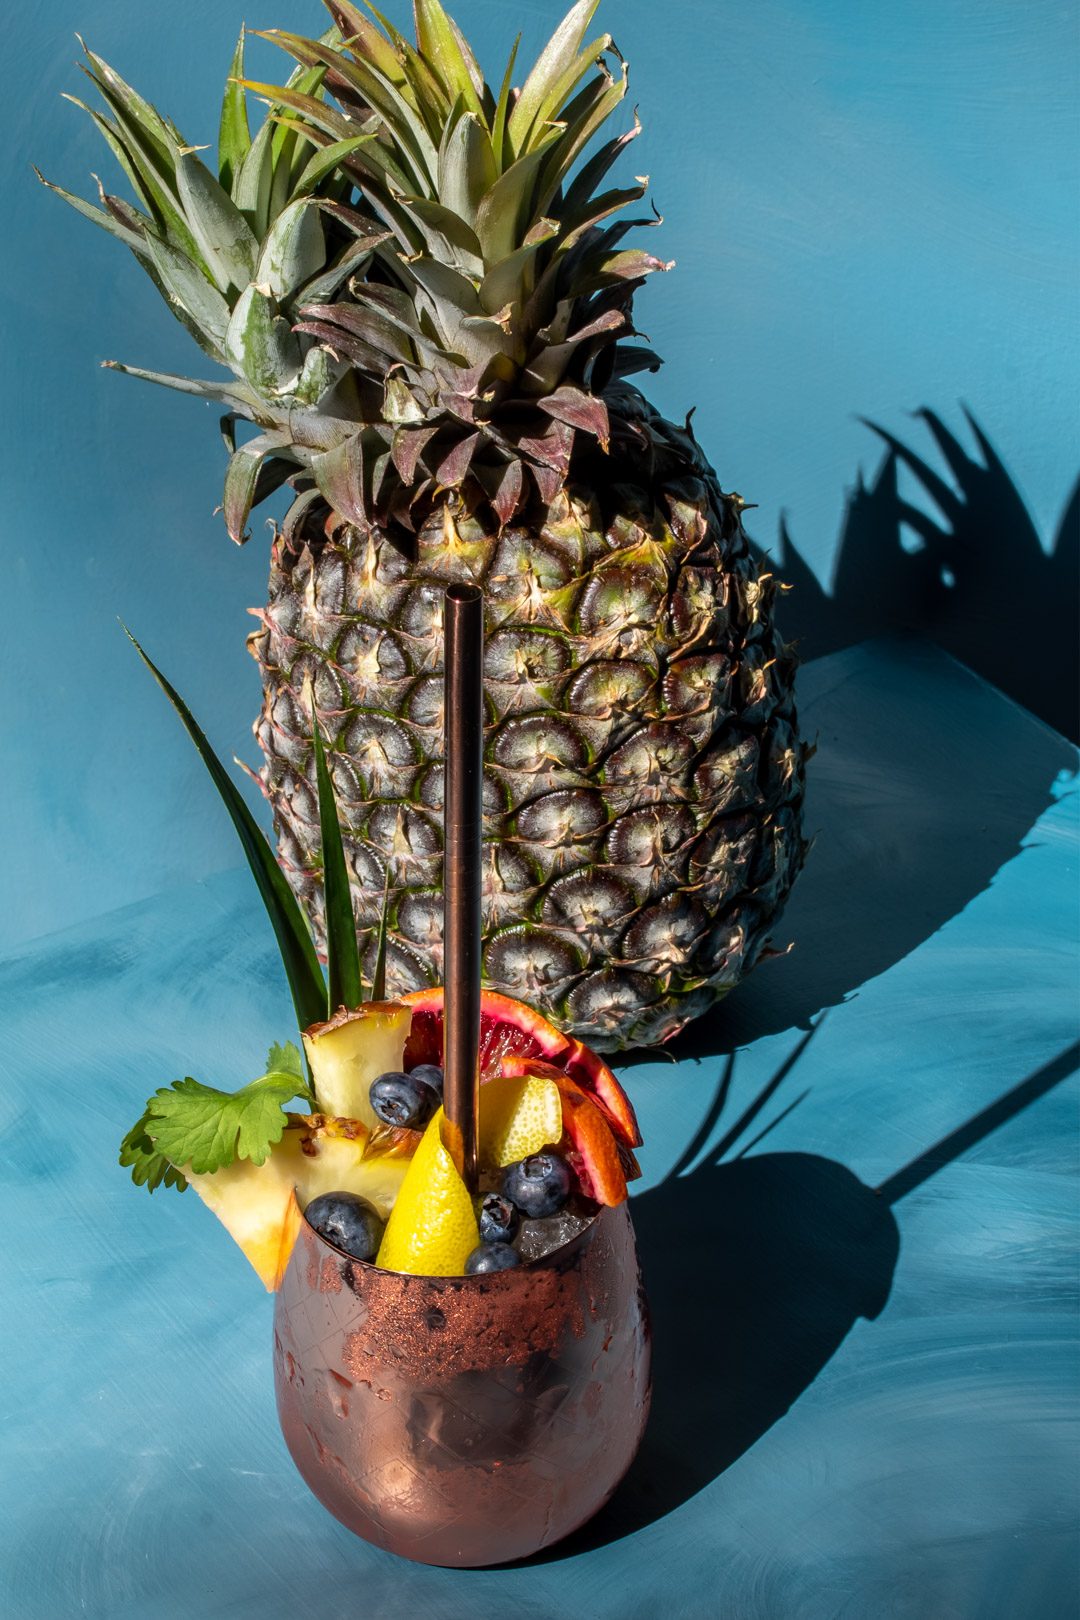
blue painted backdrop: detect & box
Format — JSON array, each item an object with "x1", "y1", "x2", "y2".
[{"x1": 5, "y1": 0, "x2": 1077, "y2": 948}]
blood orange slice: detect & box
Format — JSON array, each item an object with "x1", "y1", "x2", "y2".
[
  {"x1": 400, "y1": 987, "x2": 641, "y2": 1149},
  {"x1": 498, "y1": 1056, "x2": 629, "y2": 1207},
  {"x1": 562, "y1": 1039, "x2": 643, "y2": 1150}
]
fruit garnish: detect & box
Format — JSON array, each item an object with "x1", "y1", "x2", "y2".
[
  {"x1": 120, "y1": 1042, "x2": 308, "y2": 1191},
  {"x1": 400, "y1": 987, "x2": 642, "y2": 1149},
  {"x1": 465, "y1": 1243, "x2": 520, "y2": 1275},
  {"x1": 304, "y1": 1191, "x2": 384, "y2": 1263},
  {"x1": 561, "y1": 1040, "x2": 644, "y2": 1151},
  {"x1": 303, "y1": 1003, "x2": 412, "y2": 1130},
  {"x1": 375, "y1": 1110, "x2": 480, "y2": 1277},
  {"x1": 403, "y1": 986, "x2": 569, "y2": 1073},
  {"x1": 502, "y1": 1153, "x2": 572, "y2": 1219},
  {"x1": 555, "y1": 1080, "x2": 629, "y2": 1208},
  {"x1": 364, "y1": 1122, "x2": 424, "y2": 1160},
  {"x1": 477, "y1": 1071, "x2": 563, "y2": 1169},
  {"x1": 369, "y1": 1069, "x2": 439, "y2": 1129},
  {"x1": 500, "y1": 1055, "x2": 630, "y2": 1207},
  {"x1": 184, "y1": 1121, "x2": 408, "y2": 1290},
  {"x1": 478, "y1": 1192, "x2": 519, "y2": 1246},
  {"x1": 408, "y1": 1063, "x2": 444, "y2": 1097}
]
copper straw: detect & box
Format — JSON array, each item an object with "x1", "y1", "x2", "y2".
[{"x1": 442, "y1": 583, "x2": 483, "y2": 1191}]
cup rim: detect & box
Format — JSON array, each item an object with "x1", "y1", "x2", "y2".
[{"x1": 295, "y1": 1200, "x2": 611, "y2": 1284}]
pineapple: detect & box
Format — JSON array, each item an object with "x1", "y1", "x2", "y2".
[
  {"x1": 303, "y1": 999, "x2": 412, "y2": 1125},
  {"x1": 186, "y1": 1119, "x2": 410, "y2": 1289},
  {"x1": 49, "y1": 1, "x2": 807, "y2": 1051}
]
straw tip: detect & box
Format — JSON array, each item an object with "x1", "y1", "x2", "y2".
[{"x1": 445, "y1": 582, "x2": 483, "y2": 605}]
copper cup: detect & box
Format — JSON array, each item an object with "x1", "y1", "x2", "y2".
[{"x1": 273, "y1": 1202, "x2": 651, "y2": 1566}]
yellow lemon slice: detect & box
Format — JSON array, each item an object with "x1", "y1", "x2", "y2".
[
  {"x1": 478, "y1": 1072, "x2": 562, "y2": 1168},
  {"x1": 376, "y1": 1109, "x2": 480, "y2": 1276}
]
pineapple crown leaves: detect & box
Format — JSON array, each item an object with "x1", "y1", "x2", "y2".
[
  {"x1": 45, "y1": 3, "x2": 671, "y2": 546},
  {"x1": 253, "y1": 0, "x2": 673, "y2": 533},
  {"x1": 40, "y1": 29, "x2": 383, "y2": 540},
  {"x1": 119, "y1": 629, "x2": 390, "y2": 1192}
]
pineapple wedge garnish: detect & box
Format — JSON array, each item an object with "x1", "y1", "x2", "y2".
[
  {"x1": 185, "y1": 1117, "x2": 412, "y2": 1290},
  {"x1": 186, "y1": 1000, "x2": 415, "y2": 1289},
  {"x1": 303, "y1": 1002, "x2": 412, "y2": 1131}
]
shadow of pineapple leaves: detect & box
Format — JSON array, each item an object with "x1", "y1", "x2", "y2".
[
  {"x1": 630, "y1": 631, "x2": 1077, "y2": 1063},
  {"x1": 525, "y1": 1036, "x2": 1079, "y2": 1560},
  {"x1": 758, "y1": 407, "x2": 1079, "y2": 743},
  {"x1": 611, "y1": 410, "x2": 1077, "y2": 1067}
]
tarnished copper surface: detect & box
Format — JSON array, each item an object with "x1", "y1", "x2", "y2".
[{"x1": 273, "y1": 1203, "x2": 651, "y2": 1567}]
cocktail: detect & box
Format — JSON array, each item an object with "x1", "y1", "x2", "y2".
[
  {"x1": 274, "y1": 988, "x2": 650, "y2": 1565},
  {"x1": 120, "y1": 585, "x2": 650, "y2": 1565}
]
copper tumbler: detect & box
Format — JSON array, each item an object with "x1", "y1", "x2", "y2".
[{"x1": 273, "y1": 1201, "x2": 651, "y2": 1566}]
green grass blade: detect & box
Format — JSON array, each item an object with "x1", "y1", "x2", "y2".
[
  {"x1": 142, "y1": 232, "x2": 231, "y2": 356},
  {"x1": 313, "y1": 720, "x2": 363, "y2": 1014},
  {"x1": 125, "y1": 628, "x2": 327, "y2": 1033},
  {"x1": 508, "y1": 0, "x2": 600, "y2": 152},
  {"x1": 176, "y1": 150, "x2": 259, "y2": 293},
  {"x1": 491, "y1": 33, "x2": 520, "y2": 169},
  {"x1": 219, "y1": 29, "x2": 252, "y2": 192},
  {"x1": 369, "y1": 873, "x2": 390, "y2": 1003},
  {"x1": 35, "y1": 168, "x2": 146, "y2": 254},
  {"x1": 413, "y1": 0, "x2": 485, "y2": 120}
]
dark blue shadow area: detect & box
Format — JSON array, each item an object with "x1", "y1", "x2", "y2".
[
  {"x1": 636, "y1": 638, "x2": 1077, "y2": 1061},
  {"x1": 524, "y1": 1038, "x2": 1078, "y2": 1560},
  {"x1": 757, "y1": 408, "x2": 1079, "y2": 742}
]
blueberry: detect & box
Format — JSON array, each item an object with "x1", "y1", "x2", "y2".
[
  {"x1": 478, "y1": 1192, "x2": 519, "y2": 1246},
  {"x1": 465, "y1": 1242, "x2": 521, "y2": 1275},
  {"x1": 501, "y1": 1153, "x2": 572, "y2": 1219},
  {"x1": 304, "y1": 1192, "x2": 384, "y2": 1262},
  {"x1": 408, "y1": 1063, "x2": 444, "y2": 1098},
  {"x1": 369, "y1": 1070, "x2": 439, "y2": 1128}
]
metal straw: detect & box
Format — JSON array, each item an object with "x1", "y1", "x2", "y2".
[{"x1": 442, "y1": 583, "x2": 483, "y2": 1191}]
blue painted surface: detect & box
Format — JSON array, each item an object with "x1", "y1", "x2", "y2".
[
  {"x1": 2, "y1": 640, "x2": 1077, "y2": 1617},
  {"x1": 4, "y1": 0, "x2": 1078, "y2": 947}
]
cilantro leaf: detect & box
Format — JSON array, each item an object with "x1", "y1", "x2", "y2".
[
  {"x1": 119, "y1": 1110, "x2": 188, "y2": 1193},
  {"x1": 266, "y1": 1041, "x2": 304, "y2": 1082},
  {"x1": 144, "y1": 1068, "x2": 304, "y2": 1175},
  {"x1": 119, "y1": 1049, "x2": 309, "y2": 1191}
]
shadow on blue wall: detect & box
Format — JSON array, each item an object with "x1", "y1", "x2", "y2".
[
  {"x1": 523, "y1": 1037, "x2": 1078, "y2": 1558},
  {"x1": 618, "y1": 634, "x2": 1076, "y2": 1062},
  {"x1": 758, "y1": 408, "x2": 1079, "y2": 743}
]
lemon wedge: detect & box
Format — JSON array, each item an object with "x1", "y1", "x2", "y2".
[
  {"x1": 376, "y1": 1109, "x2": 480, "y2": 1276},
  {"x1": 478, "y1": 1072, "x2": 562, "y2": 1167}
]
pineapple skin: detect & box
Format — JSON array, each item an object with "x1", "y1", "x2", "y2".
[{"x1": 249, "y1": 388, "x2": 808, "y2": 1051}]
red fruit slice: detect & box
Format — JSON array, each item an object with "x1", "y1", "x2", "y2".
[
  {"x1": 499, "y1": 1056, "x2": 629, "y2": 1207},
  {"x1": 562, "y1": 1038, "x2": 643, "y2": 1149},
  {"x1": 402, "y1": 986, "x2": 568, "y2": 1073},
  {"x1": 399, "y1": 987, "x2": 641, "y2": 1149}
]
